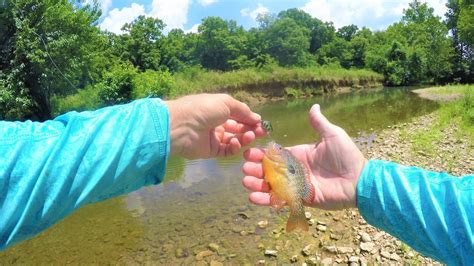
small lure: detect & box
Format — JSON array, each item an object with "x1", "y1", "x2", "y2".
[{"x1": 262, "y1": 120, "x2": 273, "y2": 133}]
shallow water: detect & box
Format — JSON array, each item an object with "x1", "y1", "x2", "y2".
[{"x1": 0, "y1": 88, "x2": 438, "y2": 264}]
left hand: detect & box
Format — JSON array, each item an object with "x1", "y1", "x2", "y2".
[{"x1": 165, "y1": 94, "x2": 265, "y2": 159}]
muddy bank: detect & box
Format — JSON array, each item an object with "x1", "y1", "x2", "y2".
[{"x1": 223, "y1": 79, "x2": 382, "y2": 106}]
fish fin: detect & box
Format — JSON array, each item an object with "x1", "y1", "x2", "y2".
[
  {"x1": 286, "y1": 212, "x2": 309, "y2": 232},
  {"x1": 270, "y1": 192, "x2": 286, "y2": 209}
]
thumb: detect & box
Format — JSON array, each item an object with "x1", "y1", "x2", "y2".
[
  {"x1": 225, "y1": 96, "x2": 261, "y2": 125},
  {"x1": 309, "y1": 104, "x2": 335, "y2": 137}
]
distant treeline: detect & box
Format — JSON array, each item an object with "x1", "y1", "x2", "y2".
[{"x1": 0, "y1": 0, "x2": 473, "y2": 120}]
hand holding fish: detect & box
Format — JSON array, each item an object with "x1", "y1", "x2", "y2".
[
  {"x1": 166, "y1": 94, "x2": 266, "y2": 159},
  {"x1": 242, "y1": 104, "x2": 367, "y2": 210}
]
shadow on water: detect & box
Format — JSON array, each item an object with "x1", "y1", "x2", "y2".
[{"x1": 0, "y1": 87, "x2": 438, "y2": 264}]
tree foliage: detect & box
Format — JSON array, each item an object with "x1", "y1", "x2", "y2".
[{"x1": 0, "y1": 0, "x2": 473, "y2": 120}]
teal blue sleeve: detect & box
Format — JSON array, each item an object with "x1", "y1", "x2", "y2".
[
  {"x1": 0, "y1": 98, "x2": 170, "y2": 250},
  {"x1": 357, "y1": 160, "x2": 474, "y2": 265}
]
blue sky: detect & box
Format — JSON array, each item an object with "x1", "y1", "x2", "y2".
[{"x1": 92, "y1": 0, "x2": 448, "y2": 34}]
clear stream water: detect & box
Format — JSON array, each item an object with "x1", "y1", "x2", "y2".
[{"x1": 0, "y1": 88, "x2": 438, "y2": 264}]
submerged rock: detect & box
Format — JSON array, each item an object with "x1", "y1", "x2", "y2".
[
  {"x1": 208, "y1": 243, "x2": 219, "y2": 252},
  {"x1": 195, "y1": 250, "x2": 213, "y2": 261},
  {"x1": 264, "y1": 250, "x2": 278, "y2": 257},
  {"x1": 257, "y1": 220, "x2": 268, "y2": 229}
]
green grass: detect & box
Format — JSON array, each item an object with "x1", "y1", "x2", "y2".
[
  {"x1": 170, "y1": 65, "x2": 383, "y2": 97},
  {"x1": 51, "y1": 66, "x2": 383, "y2": 114},
  {"x1": 415, "y1": 84, "x2": 473, "y2": 95},
  {"x1": 410, "y1": 84, "x2": 474, "y2": 154}
]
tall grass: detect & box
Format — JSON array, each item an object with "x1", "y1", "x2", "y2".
[
  {"x1": 170, "y1": 65, "x2": 383, "y2": 97},
  {"x1": 51, "y1": 65, "x2": 383, "y2": 115}
]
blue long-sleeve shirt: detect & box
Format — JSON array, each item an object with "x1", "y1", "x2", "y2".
[
  {"x1": 0, "y1": 98, "x2": 169, "y2": 250},
  {"x1": 358, "y1": 160, "x2": 474, "y2": 265}
]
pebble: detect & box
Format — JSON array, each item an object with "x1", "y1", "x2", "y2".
[
  {"x1": 308, "y1": 219, "x2": 315, "y2": 225},
  {"x1": 290, "y1": 255, "x2": 298, "y2": 263},
  {"x1": 257, "y1": 220, "x2": 268, "y2": 229},
  {"x1": 349, "y1": 256, "x2": 359, "y2": 262},
  {"x1": 317, "y1": 220, "x2": 327, "y2": 226},
  {"x1": 210, "y1": 261, "x2": 223, "y2": 266},
  {"x1": 305, "y1": 257, "x2": 318, "y2": 265},
  {"x1": 390, "y1": 253, "x2": 401, "y2": 261},
  {"x1": 360, "y1": 232, "x2": 372, "y2": 242},
  {"x1": 264, "y1": 250, "x2": 278, "y2": 257},
  {"x1": 324, "y1": 246, "x2": 337, "y2": 253},
  {"x1": 305, "y1": 212, "x2": 312, "y2": 219},
  {"x1": 257, "y1": 260, "x2": 265, "y2": 265},
  {"x1": 302, "y1": 244, "x2": 312, "y2": 256},
  {"x1": 208, "y1": 243, "x2": 219, "y2": 252},
  {"x1": 360, "y1": 242, "x2": 375, "y2": 252},
  {"x1": 380, "y1": 251, "x2": 391, "y2": 259},
  {"x1": 195, "y1": 250, "x2": 213, "y2": 261},
  {"x1": 321, "y1": 257, "x2": 332, "y2": 265},
  {"x1": 175, "y1": 248, "x2": 187, "y2": 258},
  {"x1": 330, "y1": 233, "x2": 342, "y2": 240},
  {"x1": 337, "y1": 246, "x2": 354, "y2": 254},
  {"x1": 316, "y1": 225, "x2": 327, "y2": 232}
]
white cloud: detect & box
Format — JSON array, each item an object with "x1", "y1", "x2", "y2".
[
  {"x1": 149, "y1": 0, "x2": 190, "y2": 32},
  {"x1": 198, "y1": 0, "x2": 218, "y2": 6},
  {"x1": 241, "y1": 3, "x2": 270, "y2": 21},
  {"x1": 185, "y1": 23, "x2": 200, "y2": 34},
  {"x1": 301, "y1": 0, "x2": 447, "y2": 30},
  {"x1": 99, "y1": 3, "x2": 145, "y2": 34}
]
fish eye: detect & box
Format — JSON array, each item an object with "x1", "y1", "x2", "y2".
[{"x1": 288, "y1": 164, "x2": 296, "y2": 175}]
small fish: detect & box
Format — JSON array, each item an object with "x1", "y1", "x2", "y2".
[
  {"x1": 262, "y1": 141, "x2": 314, "y2": 232},
  {"x1": 262, "y1": 120, "x2": 273, "y2": 133}
]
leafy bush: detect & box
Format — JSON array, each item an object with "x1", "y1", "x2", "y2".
[
  {"x1": 132, "y1": 69, "x2": 176, "y2": 99},
  {"x1": 97, "y1": 63, "x2": 138, "y2": 105}
]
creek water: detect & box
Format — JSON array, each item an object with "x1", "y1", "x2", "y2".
[{"x1": 0, "y1": 88, "x2": 438, "y2": 264}]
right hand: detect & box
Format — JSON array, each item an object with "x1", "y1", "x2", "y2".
[{"x1": 242, "y1": 104, "x2": 367, "y2": 210}]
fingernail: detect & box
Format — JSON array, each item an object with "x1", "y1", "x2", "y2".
[
  {"x1": 310, "y1": 104, "x2": 320, "y2": 114},
  {"x1": 254, "y1": 113, "x2": 261, "y2": 121}
]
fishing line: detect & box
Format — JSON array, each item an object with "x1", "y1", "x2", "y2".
[{"x1": 9, "y1": 1, "x2": 79, "y2": 91}]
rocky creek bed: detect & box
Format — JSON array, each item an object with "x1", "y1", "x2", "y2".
[{"x1": 166, "y1": 112, "x2": 471, "y2": 266}]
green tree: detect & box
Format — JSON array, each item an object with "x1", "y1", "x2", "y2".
[
  {"x1": 0, "y1": 0, "x2": 105, "y2": 120},
  {"x1": 196, "y1": 17, "x2": 249, "y2": 71},
  {"x1": 119, "y1": 16, "x2": 164, "y2": 71},
  {"x1": 337, "y1": 24, "x2": 359, "y2": 41},
  {"x1": 316, "y1": 37, "x2": 353, "y2": 68},
  {"x1": 264, "y1": 17, "x2": 312, "y2": 66}
]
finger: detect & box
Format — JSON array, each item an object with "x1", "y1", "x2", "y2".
[
  {"x1": 243, "y1": 148, "x2": 265, "y2": 161},
  {"x1": 309, "y1": 104, "x2": 336, "y2": 138},
  {"x1": 241, "y1": 131, "x2": 255, "y2": 146},
  {"x1": 242, "y1": 161, "x2": 264, "y2": 178},
  {"x1": 249, "y1": 192, "x2": 271, "y2": 206},
  {"x1": 224, "y1": 96, "x2": 261, "y2": 125},
  {"x1": 242, "y1": 176, "x2": 270, "y2": 192},
  {"x1": 254, "y1": 125, "x2": 267, "y2": 137},
  {"x1": 228, "y1": 138, "x2": 241, "y2": 156}
]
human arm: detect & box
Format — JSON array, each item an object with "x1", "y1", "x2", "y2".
[
  {"x1": 0, "y1": 94, "x2": 263, "y2": 250},
  {"x1": 358, "y1": 160, "x2": 474, "y2": 265},
  {"x1": 242, "y1": 104, "x2": 474, "y2": 265}
]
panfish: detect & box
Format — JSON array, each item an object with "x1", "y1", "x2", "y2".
[{"x1": 262, "y1": 141, "x2": 314, "y2": 232}]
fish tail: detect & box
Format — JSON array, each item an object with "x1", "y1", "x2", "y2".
[{"x1": 286, "y1": 205, "x2": 309, "y2": 232}]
